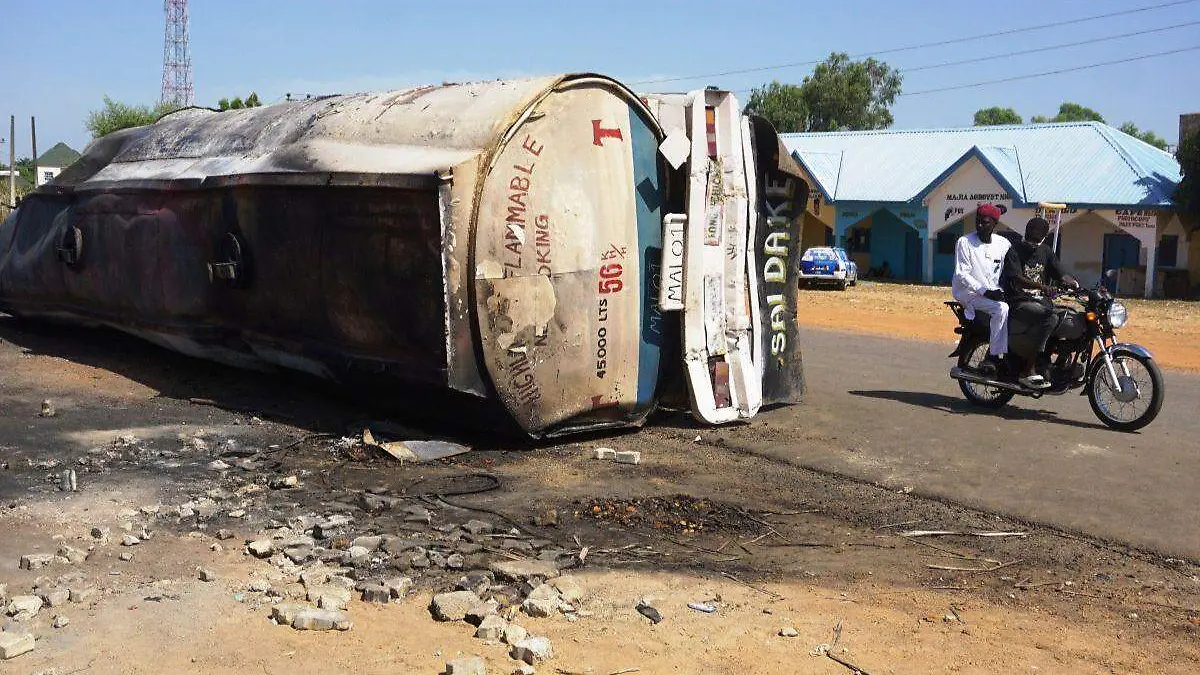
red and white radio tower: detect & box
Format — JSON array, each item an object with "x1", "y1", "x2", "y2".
[{"x1": 160, "y1": 0, "x2": 194, "y2": 107}]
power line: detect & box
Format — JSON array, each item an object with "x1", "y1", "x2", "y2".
[
  {"x1": 899, "y1": 45, "x2": 1200, "y2": 96},
  {"x1": 903, "y1": 19, "x2": 1200, "y2": 73},
  {"x1": 632, "y1": 0, "x2": 1198, "y2": 85}
]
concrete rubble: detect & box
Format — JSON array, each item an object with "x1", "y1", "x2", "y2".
[{"x1": 0, "y1": 631, "x2": 35, "y2": 660}]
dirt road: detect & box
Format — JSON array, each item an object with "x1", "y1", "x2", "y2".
[{"x1": 0, "y1": 315, "x2": 1197, "y2": 674}]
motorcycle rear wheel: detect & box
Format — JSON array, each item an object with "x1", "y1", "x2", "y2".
[
  {"x1": 958, "y1": 341, "x2": 1015, "y2": 409},
  {"x1": 1087, "y1": 352, "x2": 1163, "y2": 432}
]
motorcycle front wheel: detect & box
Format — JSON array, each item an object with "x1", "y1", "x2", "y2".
[
  {"x1": 1087, "y1": 351, "x2": 1164, "y2": 432},
  {"x1": 958, "y1": 341, "x2": 1015, "y2": 409}
]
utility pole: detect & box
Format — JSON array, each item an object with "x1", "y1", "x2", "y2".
[
  {"x1": 30, "y1": 116, "x2": 38, "y2": 188},
  {"x1": 8, "y1": 115, "x2": 14, "y2": 207}
]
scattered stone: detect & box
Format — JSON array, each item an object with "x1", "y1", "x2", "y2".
[
  {"x1": 410, "y1": 554, "x2": 431, "y2": 569},
  {"x1": 284, "y1": 547, "x2": 313, "y2": 565},
  {"x1": 465, "y1": 600, "x2": 500, "y2": 626},
  {"x1": 613, "y1": 450, "x2": 641, "y2": 465},
  {"x1": 456, "y1": 572, "x2": 493, "y2": 597},
  {"x1": 779, "y1": 627, "x2": 799, "y2": 638},
  {"x1": 216, "y1": 529, "x2": 234, "y2": 540},
  {"x1": 462, "y1": 520, "x2": 494, "y2": 535},
  {"x1": 383, "y1": 577, "x2": 412, "y2": 599},
  {"x1": 344, "y1": 546, "x2": 371, "y2": 566},
  {"x1": 351, "y1": 535, "x2": 383, "y2": 551},
  {"x1": 532, "y1": 509, "x2": 558, "y2": 527},
  {"x1": 41, "y1": 589, "x2": 70, "y2": 608},
  {"x1": 457, "y1": 543, "x2": 485, "y2": 556},
  {"x1": 90, "y1": 526, "x2": 110, "y2": 541},
  {"x1": 444, "y1": 656, "x2": 487, "y2": 675},
  {"x1": 6, "y1": 596, "x2": 43, "y2": 618},
  {"x1": 270, "y1": 603, "x2": 304, "y2": 625},
  {"x1": 198, "y1": 568, "x2": 217, "y2": 582},
  {"x1": 311, "y1": 586, "x2": 353, "y2": 612},
  {"x1": 58, "y1": 545, "x2": 88, "y2": 565},
  {"x1": 510, "y1": 636, "x2": 554, "y2": 664},
  {"x1": 299, "y1": 568, "x2": 330, "y2": 587},
  {"x1": 52, "y1": 615, "x2": 69, "y2": 629},
  {"x1": 248, "y1": 579, "x2": 272, "y2": 593},
  {"x1": 269, "y1": 475, "x2": 300, "y2": 490},
  {"x1": 68, "y1": 587, "x2": 96, "y2": 603},
  {"x1": 511, "y1": 664, "x2": 536, "y2": 675},
  {"x1": 403, "y1": 506, "x2": 432, "y2": 525},
  {"x1": 360, "y1": 584, "x2": 390, "y2": 604},
  {"x1": 211, "y1": 543, "x2": 223, "y2": 552},
  {"x1": 592, "y1": 447, "x2": 615, "y2": 460},
  {"x1": 636, "y1": 599, "x2": 662, "y2": 624},
  {"x1": 429, "y1": 551, "x2": 448, "y2": 568},
  {"x1": 430, "y1": 590, "x2": 482, "y2": 622},
  {"x1": 228, "y1": 509, "x2": 246, "y2": 519},
  {"x1": 501, "y1": 623, "x2": 528, "y2": 645},
  {"x1": 475, "y1": 614, "x2": 508, "y2": 640},
  {"x1": 521, "y1": 584, "x2": 562, "y2": 618},
  {"x1": 39, "y1": 399, "x2": 56, "y2": 418},
  {"x1": 208, "y1": 460, "x2": 231, "y2": 471},
  {"x1": 446, "y1": 553, "x2": 466, "y2": 570},
  {"x1": 291, "y1": 607, "x2": 352, "y2": 631},
  {"x1": 489, "y1": 560, "x2": 559, "y2": 582},
  {"x1": 19, "y1": 554, "x2": 54, "y2": 570},
  {"x1": 0, "y1": 630, "x2": 35, "y2": 659},
  {"x1": 58, "y1": 469, "x2": 77, "y2": 492},
  {"x1": 247, "y1": 540, "x2": 274, "y2": 558},
  {"x1": 547, "y1": 576, "x2": 584, "y2": 604},
  {"x1": 118, "y1": 552, "x2": 135, "y2": 562},
  {"x1": 121, "y1": 535, "x2": 140, "y2": 547}
]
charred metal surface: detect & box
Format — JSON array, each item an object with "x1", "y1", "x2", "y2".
[{"x1": 749, "y1": 116, "x2": 808, "y2": 405}]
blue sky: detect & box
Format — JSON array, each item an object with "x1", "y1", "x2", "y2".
[{"x1": 2, "y1": 0, "x2": 1198, "y2": 156}]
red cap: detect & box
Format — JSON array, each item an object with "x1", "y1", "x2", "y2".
[{"x1": 976, "y1": 203, "x2": 1002, "y2": 221}]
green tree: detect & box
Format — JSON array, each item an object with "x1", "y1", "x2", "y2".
[
  {"x1": 1117, "y1": 122, "x2": 1168, "y2": 151},
  {"x1": 744, "y1": 81, "x2": 808, "y2": 133},
  {"x1": 745, "y1": 53, "x2": 902, "y2": 133},
  {"x1": 217, "y1": 92, "x2": 262, "y2": 111},
  {"x1": 1030, "y1": 115, "x2": 1049, "y2": 123},
  {"x1": 1174, "y1": 129, "x2": 1200, "y2": 223},
  {"x1": 14, "y1": 157, "x2": 34, "y2": 183},
  {"x1": 973, "y1": 107, "x2": 1022, "y2": 126},
  {"x1": 1049, "y1": 102, "x2": 1105, "y2": 123},
  {"x1": 802, "y1": 53, "x2": 902, "y2": 131},
  {"x1": 85, "y1": 96, "x2": 179, "y2": 139}
]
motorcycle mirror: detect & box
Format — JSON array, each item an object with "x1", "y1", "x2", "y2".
[{"x1": 1104, "y1": 269, "x2": 1118, "y2": 279}]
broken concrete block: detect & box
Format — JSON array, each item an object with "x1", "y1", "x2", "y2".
[
  {"x1": 446, "y1": 553, "x2": 465, "y2": 570},
  {"x1": 198, "y1": 568, "x2": 217, "y2": 582},
  {"x1": 360, "y1": 584, "x2": 390, "y2": 604},
  {"x1": 0, "y1": 631, "x2": 35, "y2": 659},
  {"x1": 343, "y1": 546, "x2": 371, "y2": 566},
  {"x1": 312, "y1": 586, "x2": 353, "y2": 612},
  {"x1": 593, "y1": 447, "x2": 615, "y2": 460},
  {"x1": 465, "y1": 600, "x2": 500, "y2": 626},
  {"x1": 547, "y1": 575, "x2": 584, "y2": 604},
  {"x1": 52, "y1": 615, "x2": 69, "y2": 629},
  {"x1": 430, "y1": 590, "x2": 482, "y2": 622},
  {"x1": 6, "y1": 596, "x2": 43, "y2": 618},
  {"x1": 501, "y1": 623, "x2": 528, "y2": 645},
  {"x1": 291, "y1": 607, "x2": 352, "y2": 631},
  {"x1": 383, "y1": 576, "x2": 413, "y2": 599},
  {"x1": 269, "y1": 475, "x2": 299, "y2": 489},
  {"x1": 779, "y1": 626, "x2": 799, "y2": 637},
  {"x1": 68, "y1": 587, "x2": 97, "y2": 603},
  {"x1": 247, "y1": 540, "x2": 274, "y2": 558},
  {"x1": 350, "y1": 535, "x2": 382, "y2": 551},
  {"x1": 270, "y1": 603, "x2": 305, "y2": 625},
  {"x1": 521, "y1": 583, "x2": 562, "y2": 618},
  {"x1": 444, "y1": 656, "x2": 487, "y2": 675},
  {"x1": 475, "y1": 614, "x2": 508, "y2": 640},
  {"x1": 511, "y1": 664, "x2": 536, "y2": 675},
  {"x1": 462, "y1": 519, "x2": 494, "y2": 535},
  {"x1": 41, "y1": 589, "x2": 70, "y2": 608},
  {"x1": 121, "y1": 535, "x2": 140, "y2": 547},
  {"x1": 119, "y1": 552, "x2": 134, "y2": 562},
  {"x1": 18, "y1": 554, "x2": 54, "y2": 570},
  {"x1": 613, "y1": 450, "x2": 641, "y2": 465},
  {"x1": 488, "y1": 560, "x2": 559, "y2": 583},
  {"x1": 510, "y1": 636, "x2": 554, "y2": 664},
  {"x1": 58, "y1": 545, "x2": 88, "y2": 565}
]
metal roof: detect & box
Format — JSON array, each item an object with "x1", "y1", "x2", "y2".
[{"x1": 782, "y1": 122, "x2": 1182, "y2": 208}]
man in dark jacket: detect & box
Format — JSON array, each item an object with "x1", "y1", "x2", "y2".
[{"x1": 1001, "y1": 217, "x2": 1078, "y2": 388}]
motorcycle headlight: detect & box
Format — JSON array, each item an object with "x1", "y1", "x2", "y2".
[{"x1": 1109, "y1": 302, "x2": 1128, "y2": 328}]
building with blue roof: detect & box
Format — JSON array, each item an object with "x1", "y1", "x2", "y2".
[{"x1": 782, "y1": 121, "x2": 1190, "y2": 298}]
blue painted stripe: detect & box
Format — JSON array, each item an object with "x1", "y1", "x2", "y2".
[{"x1": 628, "y1": 107, "x2": 664, "y2": 407}]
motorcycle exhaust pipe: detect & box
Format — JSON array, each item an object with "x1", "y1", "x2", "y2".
[{"x1": 949, "y1": 367, "x2": 1027, "y2": 393}]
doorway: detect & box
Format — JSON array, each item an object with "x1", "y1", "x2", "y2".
[{"x1": 1101, "y1": 232, "x2": 1140, "y2": 292}]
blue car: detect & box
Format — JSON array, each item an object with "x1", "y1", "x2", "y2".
[{"x1": 798, "y1": 246, "x2": 858, "y2": 290}]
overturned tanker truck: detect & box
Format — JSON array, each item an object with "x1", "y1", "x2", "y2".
[{"x1": 0, "y1": 74, "x2": 807, "y2": 437}]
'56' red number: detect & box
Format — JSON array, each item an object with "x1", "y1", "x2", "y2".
[{"x1": 598, "y1": 263, "x2": 624, "y2": 294}]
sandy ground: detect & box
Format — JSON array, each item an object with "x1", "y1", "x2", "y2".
[
  {"x1": 0, "y1": 313, "x2": 1198, "y2": 674},
  {"x1": 799, "y1": 281, "x2": 1200, "y2": 372}
]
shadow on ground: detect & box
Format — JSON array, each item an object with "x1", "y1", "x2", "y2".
[{"x1": 847, "y1": 389, "x2": 1110, "y2": 431}]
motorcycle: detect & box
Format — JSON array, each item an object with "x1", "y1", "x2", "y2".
[{"x1": 946, "y1": 270, "x2": 1164, "y2": 431}]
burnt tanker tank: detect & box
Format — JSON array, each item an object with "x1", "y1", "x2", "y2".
[{"x1": 0, "y1": 74, "x2": 807, "y2": 436}]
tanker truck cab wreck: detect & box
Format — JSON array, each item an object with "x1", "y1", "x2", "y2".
[{"x1": 0, "y1": 75, "x2": 806, "y2": 438}]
